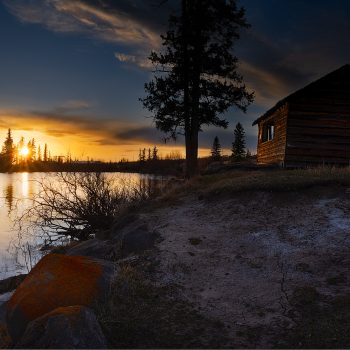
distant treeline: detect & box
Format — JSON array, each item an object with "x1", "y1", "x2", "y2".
[
  {"x1": 0, "y1": 129, "x2": 186, "y2": 175},
  {"x1": 0, "y1": 127, "x2": 255, "y2": 175}
]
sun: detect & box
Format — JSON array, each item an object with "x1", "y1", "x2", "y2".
[{"x1": 20, "y1": 146, "x2": 30, "y2": 157}]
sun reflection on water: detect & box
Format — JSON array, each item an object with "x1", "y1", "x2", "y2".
[{"x1": 21, "y1": 172, "x2": 29, "y2": 197}]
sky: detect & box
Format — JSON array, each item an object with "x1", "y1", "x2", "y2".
[{"x1": 0, "y1": 0, "x2": 349, "y2": 161}]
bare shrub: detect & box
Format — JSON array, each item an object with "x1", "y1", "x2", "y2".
[{"x1": 16, "y1": 172, "x2": 160, "y2": 243}]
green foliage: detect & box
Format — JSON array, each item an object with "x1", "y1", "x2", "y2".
[
  {"x1": 232, "y1": 122, "x2": 246, "y2": 160},
  {"x1": 211, "y1": 136, "x2": 222, "y2": 161}
]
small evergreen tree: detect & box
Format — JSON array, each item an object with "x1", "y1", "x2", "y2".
[
  {"x1": 138, "y1": 149, "x2": 142, "y2": 162},
  {"x1": 38, "y1": 145, "x2": 42, "y2": 161},
  {"x1": 152, "y1": 146, "x2": 159, "y2": 161},
  {"x1": 211, "y1": 136, "x2": 222, "y2": 161},
  {"x1": 28, "y1": 138, "x2": 36, "y2": 163},
  {"x1": 43, "y1": 144, "x2": 48, "y2": 162},
  {"x1": 232, "y1": 122, "x2": 246, "y2": 160},
  {"x1": 1, "y1": 129, "x2": 15, "y2": 168}
]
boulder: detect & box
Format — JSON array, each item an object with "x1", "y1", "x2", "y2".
[
  {"x1": 117, "y1": 227, "x2": 159, "y2": 257},
  {"x1": 66, "y1": 239, "x2": 116, "y2": 260},
  {"x1": 15, "y1": 306, "x2": 107, "y2": 349},
  {"x1": 0, "y1": 322, "x2": 11, "y2": 349},
  {"x1": 0, "y1": 274, "x2": 26, "y2": 295},
  {"x1": 6, "y1": 254, "x2": 115, "y2": 343}
]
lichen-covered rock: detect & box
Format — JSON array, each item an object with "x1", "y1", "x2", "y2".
[
  {"x1": 15, "y1": 306, "x2": 107, "y2": 349},
  {"x1": 6, "y1": 254, "x2": 115, "y2": 342}
]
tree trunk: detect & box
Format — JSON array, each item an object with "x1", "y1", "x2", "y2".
[
  {"x1": 185, "y1": 0, "x2": 201, "y2": 179},
  {"x1": 182, "y1": 0, "x2": 197, "y2": 178}
]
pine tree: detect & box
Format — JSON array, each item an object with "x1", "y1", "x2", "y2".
[
  {"x1": 232, "y1": 122, "x2": 246, "y2": 160},
  {"x1": 152, "y1": 146, "x2": 159, "y2": 161},
  {"x1": 28, "y1": 138, "x2": 36, "y2": 162},
  {"x1": 148, "y1": 148, "x2": 152, "y2": 161},
  {"x1": 138, "y1": 149, "x2": 142, "y2": 162},
  {"x1": 17, "y1": 137, "x2": 25, "y2": 164},
  {"x1": 43, "y1": 144, "x2": 48, "y2": 162},
  {"x1": 211, "y1": 136, "x2": 222, "y2": 161},
  {"x1": 141, "y1": 0, "x2": 253, "y2": 177},
  {"x1": 38, "y1": 145, "x2": 42, "y2": 161},
  {"x1": 1, "y1": 129, "x2": 15, "y2": 168}
]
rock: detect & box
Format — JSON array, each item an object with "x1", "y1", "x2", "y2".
[
  {"x1": 15, "y1": 306, "x2": 107, "y2": 349},
  {"x1": 0, "y1": 322, "x2": 11, "y2": 349},
  {"x1": 118, "y1": 227, "x2": 159, "y2": 257},
  {"x1": 66, "y1": 239, "x2": 116, "y2": 260},
  {"x1": 0, "y1": 274, "x2": 26, "y2": 295},
  {"x1": 0, "y1": 292, "x2": 14, "y2": 307},
  {"x1": 6, "y1": 254, "x2": 115, "y2": 343}
]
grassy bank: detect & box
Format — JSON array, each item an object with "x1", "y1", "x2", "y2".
[{"x1": 179, "y1": 167, "x2": 350, "y2": 198}]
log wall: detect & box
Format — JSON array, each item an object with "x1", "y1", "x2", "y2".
[
  {"x1": 285, "y1": 89, "x2": 350, "y2": 166},
  {"x1": 256, "y1": 104, "x2": 288, "y2": 165}
]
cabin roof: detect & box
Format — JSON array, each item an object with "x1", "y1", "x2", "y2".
[{"x1": 252, "y1": 64, "x2": 350, "y2": 126}]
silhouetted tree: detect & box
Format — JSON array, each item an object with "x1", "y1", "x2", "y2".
[
  {"x1": 148, "y1": 148, "x2": 152, "y2": 161},
  {"x1": 28, "y1": 138, "x2": 36, "y2": 163},
  {"x1": 43, "y1": 144, "x2": 48, "y2": 162},
  {"x1": 141, "y1": 0, "x2": 253, "y2": 177},
  {"x1": 152, "y1": 146, "x2": 159, "y2": 161},
  {"x1": 1, "y1": 129, "x2": 15, "y2": 169},
  {"x1": 211, "y1": 136, "x2": 222, "y2": 161},
  {"x1": 138, "y1": 149, "x2": 142, "y2": 162},
  {"x1": 232, "y1": 122, "x2": 246, "y2": 160},
  {"x1": 37, "y1": 145, "x2": 42, "y2": 161}
]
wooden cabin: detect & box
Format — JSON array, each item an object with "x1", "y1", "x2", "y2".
[{"x1": 253, "y1": 64, "x2": 350, "y2": 167}]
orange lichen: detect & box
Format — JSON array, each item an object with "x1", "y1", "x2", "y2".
[{"x1": 7, "y1": 254, "x2": 104, "y2": 330}]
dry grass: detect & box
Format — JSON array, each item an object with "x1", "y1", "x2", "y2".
[
  {"x1": 178, "y1": 167, "x2": 350, "y2": 199},
  {"x1": 97, "y1": 264, "x2": 229, "y2": 349}
]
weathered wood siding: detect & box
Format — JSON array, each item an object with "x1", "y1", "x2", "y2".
[
  {"x1": 256, "y1": 104, "x2": 288, "y2": 165},
  {"x1": 285, "y1": 85, "x2": 350, "y2": 166}
]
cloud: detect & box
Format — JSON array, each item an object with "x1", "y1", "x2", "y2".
[
  {"x1": 3, "y1": 0, "x2": 163, "y2": 50},
  {"x1": 115, "y1": 53, "x2": 152, "y2": 70},
  {"x1": 0, "y1": 107, "x2": 165, "y2": 145}
]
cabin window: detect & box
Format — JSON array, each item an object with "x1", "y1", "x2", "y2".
[{"x1": 262, "y1": 124, "x2": 274, "y2": 142}]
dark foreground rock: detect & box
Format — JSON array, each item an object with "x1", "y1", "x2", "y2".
[
  {"x1": 6, "y1": 253, "x2": 115, "y2": 343},
  {"x1": 66, "y1": 239, "x2": 116, "y2": 260},
  {"x1": 118, "y1": 226, "x2": 159, "y2": 257},
  {"x1": 15, "y1": 306, "x2": 108, "y2": 349},
  {"x1": 0, "y1": 275, "x2": 26, "y2": 295}
]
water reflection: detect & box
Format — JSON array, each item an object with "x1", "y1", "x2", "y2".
[
  {"x1": 21, "y1": 173, "x2": 29, "y2": 197},
  {"x1": 0, "y1": 172, "x2": 168, "y2": 279},
  {"x1": 5, "y1": 185, "x2": 14, "y2": 214}
]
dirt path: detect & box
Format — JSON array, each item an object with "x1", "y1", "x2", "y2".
[{"x1": 144, "y1": 187, "x2": 350, "y2": 348}]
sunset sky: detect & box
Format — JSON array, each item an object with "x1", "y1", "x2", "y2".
[{"x1": 0, "y1": 0, "x2": 349, "y2": 161}]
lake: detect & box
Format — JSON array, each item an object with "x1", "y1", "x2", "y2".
[{"x1": 0, "y1": 172, "x2": 165, "y2": 279}]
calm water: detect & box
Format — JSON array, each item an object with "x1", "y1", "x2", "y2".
[{"x1": 0, "y1": 172, "x2": 164, "y2": 279}]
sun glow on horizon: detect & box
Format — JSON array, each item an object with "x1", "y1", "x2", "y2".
[{"x1": 19, "y1": 146, "x2": 30, "y2": 158}]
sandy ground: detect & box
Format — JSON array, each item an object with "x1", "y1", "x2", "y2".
[{"x1": 143, "y1": 186, "x2": 350, "y2": 348}]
